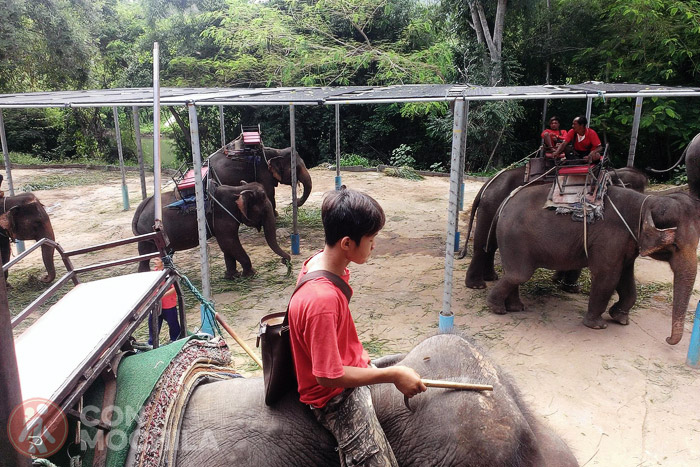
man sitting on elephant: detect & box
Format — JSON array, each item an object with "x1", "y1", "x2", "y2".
[
  {"x1": 552, "y1": 115, "x2": 603, "y2": 163},
  {"x1": 541, "y1": 115, "x2": 567, "y2": 158},
  {"x1": 288, "y1": 188, "x2": 426, "y2": 466}
]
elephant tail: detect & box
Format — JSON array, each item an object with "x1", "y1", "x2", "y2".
[{"x1": 458, "y1": 182, "x2": 486, "y2": 259}]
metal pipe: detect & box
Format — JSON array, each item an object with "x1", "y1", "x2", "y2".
[
  {"x1": 441, "y1": 99, "x2": 467, "y2": 331},
  {"x1": 1, "y1": 109, "x2": 24, "y2": 253},
  {"x1": 132, "y1": 106, "x2": 147, "y2": 200},
  {"x1": 219, "y1": 104, "x2": 226, "y2": 148},
  {"x1": 153, "y1": 42, "x2": 163, "y2": 230},
  {"x1": 290, "y1": 105, "x2": 300, "y2": 254},
  {"x1": 335, "y1": 104, "x2": 341, "y2": 190},
  {"x1": 585, "y1": 96, "x2": 593, "y2": 122},
  {"x1": 112, "y1": 106, "x2": 130, "y2": 210},
  {"x1": 187, "y1": 102, "x2": 214, "y2": 335},
  {"x1": 627, "y1": 97, "x2": 644, "y2": 167}
]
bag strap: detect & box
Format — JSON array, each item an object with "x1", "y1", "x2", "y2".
[{"x1": 283, "y1": 270, "x2": 353, "y2": 326}]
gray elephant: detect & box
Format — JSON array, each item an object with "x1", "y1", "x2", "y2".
[
  {"x1": 488, "y1": 134, "x2": 700, "y2": 344},
  {"x1": 208, "y1": 141, "x2": 312, "y2": 214},
  {"x1": 461, "y1": 165, "x2": 648, "y2": 289},
  {"x1": 174, "y1": 334, "x2": 578, "y2": 466},
  {"x1": 0, "y1": 192, "x2": 56, "y2": 283},
  {"x1": 132, "y1": 181, "x2": 290, "y2": 278}
]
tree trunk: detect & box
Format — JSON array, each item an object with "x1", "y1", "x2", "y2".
[{"x1": 468, "y1": 0, "x2": 507, "y2": 86}]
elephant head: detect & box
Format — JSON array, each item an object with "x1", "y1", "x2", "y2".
[{"x1": 266, "y1": 147, "x2": 312, "y2": 206}]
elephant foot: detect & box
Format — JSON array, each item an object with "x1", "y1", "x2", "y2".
[
  {"x1": 582, "y1": 316, "x2": 608, "y2": 330},
  {"x1": 486, "y1": 298, "x2": 507, "y2": 315},
  {"x1": 224, "y1": 271, "x2": 242, "y2": 280},
  {"x1": 39, "y1": 274, "x2": 55, "y2": 284},
  {"x1": 608, "y1": 305, "x2": 630, "y2": 325},
  {"x1": 465, "y1": 279, "x2": 487, "y2": 289},
  {"x1": 483, "y1": 270, "x2": 499, "y2": 282},
  {"x1": 558, "y1": 283, "x2": 581, "y2": 294},
  {"x1": 241, "y1": 268, "x2": 256, "y2": 278},
  {"x1": 506, "y1": 301, "x2": 525, "y2": 312}
]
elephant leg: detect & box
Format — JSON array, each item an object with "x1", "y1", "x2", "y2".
[
  {"x1": 488, "y1": 278, "x2": 524, "y2": 314},
  {"x1": 217, "y1": 234, "x2": 254, "y2": 279},
  {"x1": 39, "y1": 243, "x2": 56, "y2": 283},
  {"x1": 465, "y1": 233, "x2": 497, "y2": 288},
  {"x1": 608, "y1": 263, "x2": 636, "y2": 325},
  {"x1": 505, "y1": 286, "x2": 525, "y2": 312},
  {"x1": 0, "y1": 237, "x2": 10, "y2": 282},
  {"x1": 137, "y1": 240, "x2": 157, "y2": 272},
  {"x1": 483, "y1": 249, "x2": 498, "y2": 282},
  {"x1": 582, "y1": 266, "x2": 621, "y2": 330}
]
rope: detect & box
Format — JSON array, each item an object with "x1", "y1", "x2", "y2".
[
  {"x1": 162, "y1": 255, "x2": 223, "y2": 337},
  {"x1": 605, "y1": 194, "x2": 638, "y2": 243},
  {"x1": 209, "y1": 191, "x2": 242, "y2": 224}
]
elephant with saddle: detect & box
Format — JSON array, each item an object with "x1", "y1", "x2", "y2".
[
  {"x1": 173, "y1": 334, "x2": 578, "y2": 466},
  {"x1": 460, "y1": 165, "x2": 648, "y2": 290},
  {"x1": 488, "y1": 134, "x2": 700, "y2": 344},
  {"x1": 208, "y1": 141, "x2": 312, "y2": 215},
  {"x1": 132, "y1": 181, "x2": 290, "y2": 278},
  {"x1": 0, "y1": 191, "x2": 56, "y2": 283}
]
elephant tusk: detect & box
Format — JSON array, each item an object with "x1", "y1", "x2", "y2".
[{"x1": 403, "y1": 379, "x2": 493, "y2": 412}]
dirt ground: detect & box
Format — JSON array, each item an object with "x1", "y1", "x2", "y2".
[{"x1": 7, "y1": 166, "x2": 700, "y2": 466}]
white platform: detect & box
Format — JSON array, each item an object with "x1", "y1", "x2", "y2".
[{"x1": 14, "y1": 271, "x2": 167, "y2": 404}]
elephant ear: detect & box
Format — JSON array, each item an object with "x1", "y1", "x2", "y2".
[
  {"x1": 639, "y1": 209, "x2": 677, "y2": 257},
  {"x1": 267, "y1": 156, "x2": 284, "y2": 184},
  {"x1": 235, "y1": 190, "x2": 253, "y2": 221},
  {"x1": 0, "y1": 206, "x2": 17, "y2": 240}
]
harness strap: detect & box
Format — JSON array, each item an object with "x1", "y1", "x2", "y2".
[
  {"x1": 209, "y1": 191, "x2": 242, "y2": 225},
  {"x1": 605, "y1": 194, "x2": 638, "y2": 243}
]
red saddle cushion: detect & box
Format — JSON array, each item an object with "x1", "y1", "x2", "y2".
[
  {"x1": 558, "y1": 165, "x2": 594, "y2": 175},
  {"x1": 177, "y1": 167, "x2": 209, "y2": 190},
  {"x1": 242, "y1": 132, "x2": 261, "y2": 145}
]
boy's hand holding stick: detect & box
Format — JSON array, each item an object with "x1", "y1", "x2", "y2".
[{"x1": 403, "y1": 379, "x2": 493, "y2": 412}]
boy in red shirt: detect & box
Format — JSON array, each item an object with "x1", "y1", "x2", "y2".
[
  {"x1": 288, "y1": 188, "x2": 426, "y2": 466},
  {"x1": 541, "y1": 115, "x2": 567, "y2": 158},
  {"x1": 552, "y1": 115, "x2": 603, "y2": 163}
]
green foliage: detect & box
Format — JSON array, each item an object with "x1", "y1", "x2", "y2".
[
  {"x1": 383, "y1": 166, "x2": 423, "y2": 180},
  {"x1": 339, "y1": 154, "x2": 373, "y2": 167},
  {"x1": 390, "y1": 144, "x2": 416, "y2": 167}
]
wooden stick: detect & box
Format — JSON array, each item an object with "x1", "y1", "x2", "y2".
[
  {"x1": 215, "y1": 312, "x2": 263, "y2": 369},
  {"x1": 421, "y1": 379, "x2": 493, "y2": 391}
]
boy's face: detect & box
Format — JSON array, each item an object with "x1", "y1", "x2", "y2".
[
  {"x1": 347, "y1": 233, "x2": 378, "y2": 264},
  {"x1": 153, "y1": 258, "x2": 164, "y2": 271}
]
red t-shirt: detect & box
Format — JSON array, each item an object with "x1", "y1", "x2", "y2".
[
  {"x1": 541, "y1": 128, "x2": 567, "y2": 142},
  {"x1": 288, "y1": 258, "x2": 370, "y2": 408},
  {"x1": 563, "y1": 128, "x2": 601, "y2": 153},
  {"x1": 161, "y1": 284, "x2": 177, "y2": 309}
]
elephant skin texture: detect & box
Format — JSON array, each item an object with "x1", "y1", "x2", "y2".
[
  {"x1": 489, "y1": 140, "x2": 700, "y2": 344},
  {"x1": 0, "y1": 192, "x2": 56, "y2": 283},
  {"x1": 208, "y1": 143, "x2": 312, "y2": 214},
  {"x1": 132, "y1": 182, "x2": 290, "y2": 278},
  {"x1": 462, "y1": 165, "x2": 648, "y2": 289},
  {"x1": 174, "y1": 334, "x2": 578, "y2": 467}
]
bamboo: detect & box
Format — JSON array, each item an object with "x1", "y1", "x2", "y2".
[
  {"x1": 215, "y1": 313, "x2": 263, "y2": 368},
  {"x1": 422, "y1": 379, "x2": 493, "y2": 391}
]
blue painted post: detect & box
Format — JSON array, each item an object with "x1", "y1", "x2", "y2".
[
  {"x1": 335, "y1": 176, "x2": 342, "y2": 191},
  {"x1": 454, "y1": 231, "x2": 460, "y2": 253},
  {"x1": 439, "y1": 314, "x2": 454, "y2": 333},
  {"x1": 291, "y1": 234, "x2": 300, "y2": 255},
  {"x1": 686, "y1": 301, "x2": 700, "y2": 368}
]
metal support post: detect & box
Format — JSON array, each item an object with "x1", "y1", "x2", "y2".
[
  {"x1": 627, "y1": 97, "x2": 644, "y2": 167},
  {"x1": 113, "y1": 106, "x2": 130, "y2": 211},
  {"x1": 441, "y1": 99, "x2": 467, "y2": 332},
  {"x1": 153, "y1": 42, "x2": 163, "y2": 230},
  {"x1": 687, "y1": 301, "x2": 700, "y2": 368},
  {"x1": 132, "y1": 106, "x2": 147, "y2": 200},
  {"x1": 335, "y1": 104, "x2": 342, "y2": 190},
  {"x1": 187, "y1": 103, "x2": 214, "y2": 335},
  {"x1": 290, "y1": 105, "x2": 300, "y2": 254},
  {"x1": 455, "y1": 102, "x2": 468, "y2": 252},
  {"x1": 585, "y1": 96, "x2": 593, "y2": 122},
  {"x1": 219, "y1": 105, "x2": 226, "y2": 148}
]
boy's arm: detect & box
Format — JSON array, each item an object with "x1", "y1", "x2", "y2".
[{"x1": 317, "y1": 365, "x2": 427, "y2": 398}]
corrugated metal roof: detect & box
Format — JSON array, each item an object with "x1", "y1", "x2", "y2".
[{"x1": 0, "y1": 83, "x2": 699, "y2": 108}]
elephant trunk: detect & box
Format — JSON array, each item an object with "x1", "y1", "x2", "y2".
[
  {"x1": 297, "y1": 165, "x2": 312, "y2": 207},
  {"x1": 40, "y1": 220, "x2": 56, "y2": 283},
  {"x1": 666, "y1": 254, "x2": 697, "y2": 345},
  {"x1": 262, "y1": 202, "x2": 291, "y2": 262}
]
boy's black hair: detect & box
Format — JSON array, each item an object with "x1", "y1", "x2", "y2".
[
  {"x1": 574, "y1": 115, "x2": 588, "y2": 127},
  {"x1": 322, "y1": 188, "x2": 385, "y2": 246}
]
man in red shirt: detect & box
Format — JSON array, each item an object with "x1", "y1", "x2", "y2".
[
  {"x1": 288, "y1": 188, "x2": 426, "y2": 466},
  {"x1": 541, "y1": 116, "x2": 567, "y2": 158},
  {"x1": 552, "y1": 115, "x2": 603, "y2": 163}
]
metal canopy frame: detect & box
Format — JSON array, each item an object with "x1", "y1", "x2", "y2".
[{"x1": 2, "y1": 82, "x2": 700, "y2": 327}]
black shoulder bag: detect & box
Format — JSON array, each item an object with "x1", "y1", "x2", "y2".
[{"x1": 257, "y1": 270, "x2": 352, "y2": 406}]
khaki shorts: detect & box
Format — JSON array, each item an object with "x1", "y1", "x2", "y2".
[{"x1": 311, "y1": 386, "x2": 398, "y2": 467}]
